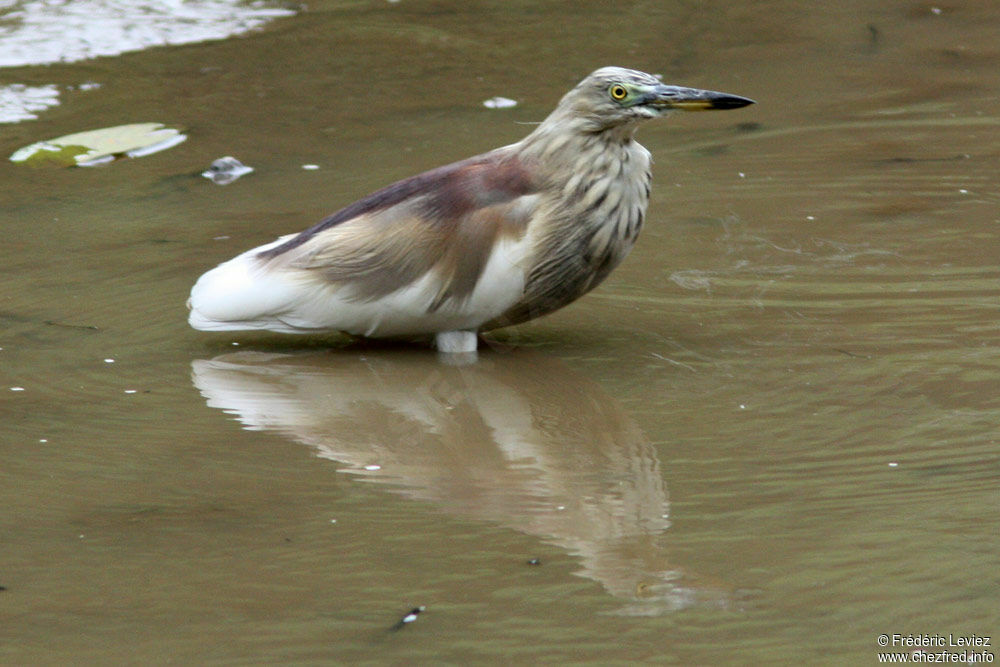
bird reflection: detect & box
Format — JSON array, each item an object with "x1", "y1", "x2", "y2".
[{"x1": 191, "y1": 348, "x2": 728, "y2": 614}]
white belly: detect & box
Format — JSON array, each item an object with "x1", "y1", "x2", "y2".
[{"x1": 188, "y1": 235, "x2": 529, "y2": 338}]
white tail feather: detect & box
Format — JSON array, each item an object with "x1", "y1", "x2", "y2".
[
  {"x1": 188, "y1": 243, "x2": 309, "y2": 332},
  {"x1": 188, "y1": 236, "x2": 529, "y2": 338}
]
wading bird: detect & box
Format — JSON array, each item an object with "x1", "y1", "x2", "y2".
[{"x1": 188, "y1": 67, "x2": 753, "y2": 353}]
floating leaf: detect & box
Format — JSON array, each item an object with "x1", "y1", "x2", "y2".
[{"x1": 9, "y1": 123, "x2": 187, "y2": 167}]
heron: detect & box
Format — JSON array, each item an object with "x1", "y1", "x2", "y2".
[{"x1": 188, "y1": 67, "x2": 753, "y2": 353}]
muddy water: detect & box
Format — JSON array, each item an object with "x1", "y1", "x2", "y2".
[{"x1": 2, "y1": 0, "x2": 999, "y2": 663}]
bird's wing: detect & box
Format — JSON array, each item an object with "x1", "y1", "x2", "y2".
[{"x1": 258, "y1": 148, "x2": 539, "y2": 311}]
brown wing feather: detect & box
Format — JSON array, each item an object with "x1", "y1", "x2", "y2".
[{"x1": 261, "y1": 148, "x2": 538, "y2": 307}]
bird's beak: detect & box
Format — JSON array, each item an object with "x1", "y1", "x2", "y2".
[{"x1": 646, "y1": 85, "x2": 755, "y2": 111}]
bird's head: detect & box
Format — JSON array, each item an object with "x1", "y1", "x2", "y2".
[{"x1": 557, "y1": 66, "x2": 754, "y2": 133}]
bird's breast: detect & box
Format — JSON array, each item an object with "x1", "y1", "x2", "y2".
[
  {"x1": 503, "y1": 140, "x2": 652, "y2": 324},
  {"x1": 563, "y1": 140, "x2": 651, "y2": 266}
]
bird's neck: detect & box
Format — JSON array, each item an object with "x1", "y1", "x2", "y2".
[
  {"x1": 515, "y1": 115, "x2": 651, "y2": 224},
  {"x1": 517, "y1": 113, "x2": 641, "y2": 174}
]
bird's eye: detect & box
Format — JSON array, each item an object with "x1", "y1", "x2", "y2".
[{"x1": 609, "y1": 84, "x2": 628, "y2": 101}]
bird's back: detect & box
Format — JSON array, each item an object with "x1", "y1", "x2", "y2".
[{"x1": 188, "y1": 146, "x2": 541, "y2": 337}]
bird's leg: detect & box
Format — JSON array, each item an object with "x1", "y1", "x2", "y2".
[{"x1": 435, "y1": 330, "x2": 478, "y2": 354}]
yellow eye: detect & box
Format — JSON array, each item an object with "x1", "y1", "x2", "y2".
[{"x1": 609, "y1": 84, "x2": 628, "y2": 101}]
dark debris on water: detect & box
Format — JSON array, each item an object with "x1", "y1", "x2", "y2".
[{"x1": 389, "y1": 605, "x2": 426, "y2": 632}]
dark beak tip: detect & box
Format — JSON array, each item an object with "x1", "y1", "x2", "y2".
[{"x1": 713, "y1": 94, "x2": 755, "y2": 110}]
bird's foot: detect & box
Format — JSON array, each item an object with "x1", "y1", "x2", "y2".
[{"x1": 435, "y1": 330, "x2": 478, "y2": 353}]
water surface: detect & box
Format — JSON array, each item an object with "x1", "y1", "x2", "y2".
[{"x1": 2, "y1": 0, "x2": 998, "y2": 663}]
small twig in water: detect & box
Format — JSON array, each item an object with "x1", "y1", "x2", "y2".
[
  {"x1": 45, "y1": 320, "x2": 100, "y2": 331},
  {"x1": 650, "y1": 353, "x2": 698, "y2": 373},
  {"x1": 833, "y1": 348, "x2": 872, "y2": 360}
]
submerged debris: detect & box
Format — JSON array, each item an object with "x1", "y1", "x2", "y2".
[{"x1": 202, "y1": 156, "x2": 254, "y2": 185}]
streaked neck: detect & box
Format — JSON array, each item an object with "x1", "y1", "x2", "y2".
[{"x1": 516, "y1": 113, "x2": 641, "y2": 185}]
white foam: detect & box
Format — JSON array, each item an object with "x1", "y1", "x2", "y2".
[
  {"x1": 0, "y1": 1, "x2": 296, "y2": 68},
  {"x1": 0, "y1": 84, "x2": 59, "y2": 123}
]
